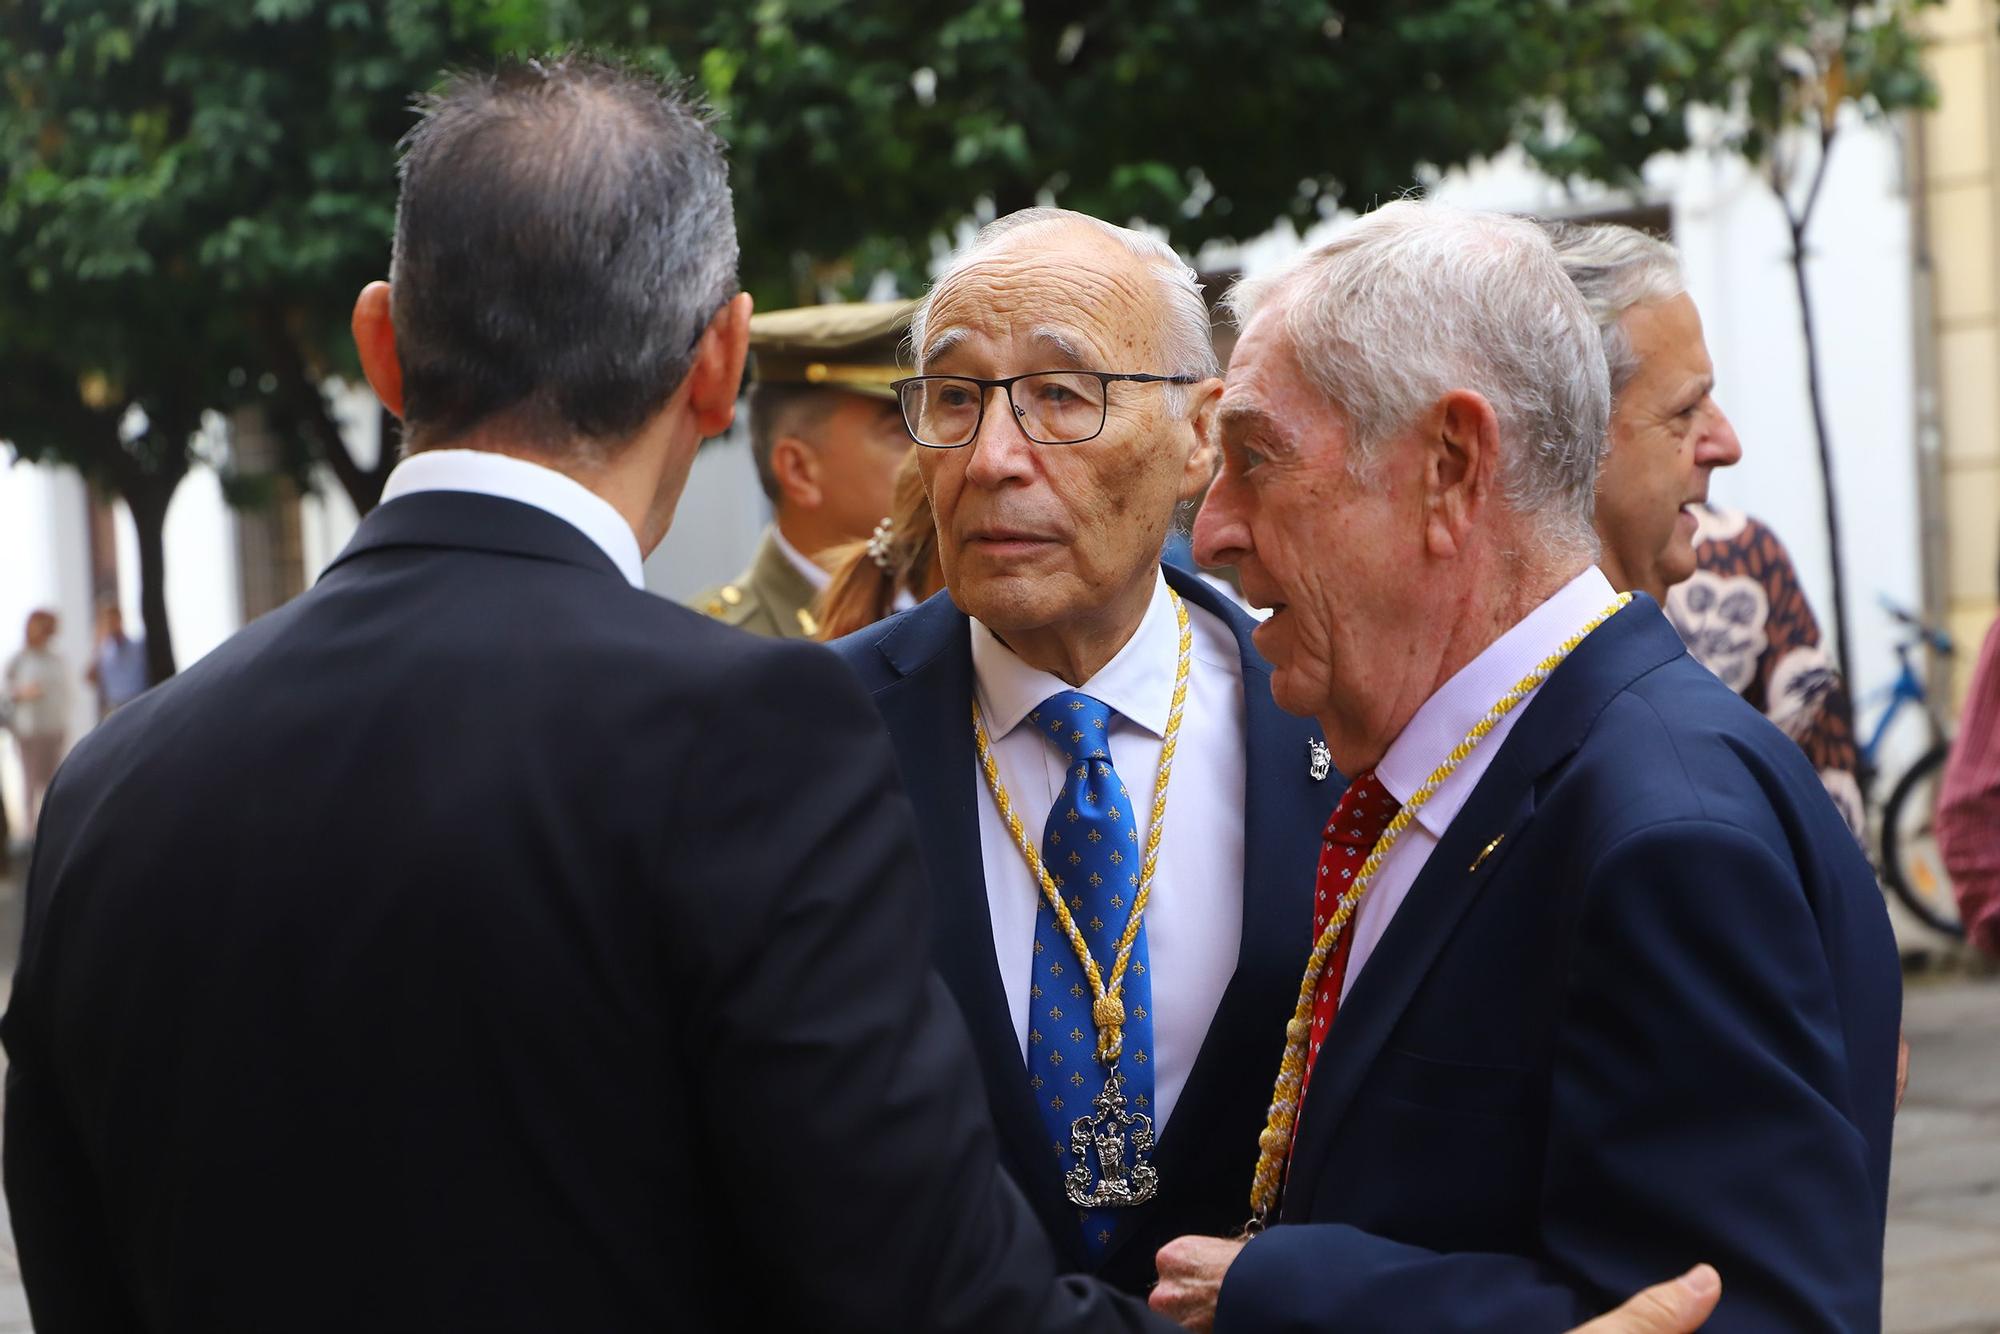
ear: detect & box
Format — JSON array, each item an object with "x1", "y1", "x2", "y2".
[
  {"x1": 1423, "y1": 388, "x2": 1499, "y2": 559},
  {"x1": 769, "y1": 434, "x2": 824, "y2": 510},
  {"x1": 685, "y1": 292, "x2": 754, "y2": 439},
  {"x1": 351, "y1": 281, "x2": 404, "y2": 419},
  {"x1": 1176, "y1": 376, "x2": 1225, "y2": 505}
]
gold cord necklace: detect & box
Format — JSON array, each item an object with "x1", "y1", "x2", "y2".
[
  {"x1": 971, "y1": 587, "x2": 1191, "y2": 1068},
  {"x1": 1247, "y1": 592, "x2": 1633, "y2": 1226}
]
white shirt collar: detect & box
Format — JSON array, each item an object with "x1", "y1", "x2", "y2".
[
  {"x1": 378, "y1": 449, "x2": 646, "y2": 589},
  {"x1": 970, "y1": 571, "x2": 1177, "y2": 741},
  {"x1": 772, "y1": 526, "x2": 833, "y2": 593},
  {"x1": 1376, "y1": 565, "x2": 1619, "y2": 836}
]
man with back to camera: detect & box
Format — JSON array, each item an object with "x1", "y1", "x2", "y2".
[
  {"x1": 3, "y1": 55, "x2": 1729, "y2": 1334},
  {"x1": 0, "y1": 55, "x2": 1154, "y2": 1334}
]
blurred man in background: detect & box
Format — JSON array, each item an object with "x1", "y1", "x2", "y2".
[
  {"x1": 1545, "y1": 220, "x2": 1864, "y2": 837},
  {"x1": 691, "y1": 299, "x2": 914, "y2": 638},
  {"x1": 84, "y1": 601, "x2": 149, "y2": 719}
]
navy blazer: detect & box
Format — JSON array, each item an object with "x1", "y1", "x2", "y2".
[
  {"x1": 4, "y1": 493, "x2": 1162, "y2": 1334},
  {"x1": 1217, "y1": 597, "x2": 1902, "y2": 1333},
  {"x1": 832, "y1": 566, "x2": 1337, "y2": 1294}
]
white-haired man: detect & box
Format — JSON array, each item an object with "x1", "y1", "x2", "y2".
[
  {"x1": 1153, "y1": 201, "x2": 1900, "y2": 1331},
  {"x1": 831, "y1": 208, "x2": 1338, "y2": 1295},
  {"x1": 1546, "y1": 220, "x2": 1865, "y2": 839}
]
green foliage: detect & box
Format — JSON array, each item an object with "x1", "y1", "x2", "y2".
[
  {"x1": 1521, "y1": 0, "x2": 1941, "y2": 195},
  {"x1": 0, "y1": 0, "x2": 1947, "y2": 515}
]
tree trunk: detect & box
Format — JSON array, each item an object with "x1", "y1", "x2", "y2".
[
  {"x1": 1787, "y1": 232, "x2": 1855, "y2": 693},
  {"x1": 276, "y1": 328, "x2": 394, "y2": 515},
  {"x1": 122, "y1": 476, "x2": 179, "y2": 685},
  {"x1": 315, "y1": 398, "x2": 394, "y2": 516}
]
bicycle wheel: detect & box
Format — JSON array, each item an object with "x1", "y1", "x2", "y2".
[{"x1": 1879, "y1": 741, "x2": 1966, "y2": 940}]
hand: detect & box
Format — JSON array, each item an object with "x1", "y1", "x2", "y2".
[
  {"x1": 13, "y1": 683, "x2": 43, "y2": 702},
  {"x1": 1896, "y1": 1033, "x2": 1910, "y2": 1111},
  {"x1": 1150, "y1": 1234, "x2": 1247, "y2": 1332},
  {"x1": 1569, "y1": 1265, "x2": 1721, "y2": 1333}
]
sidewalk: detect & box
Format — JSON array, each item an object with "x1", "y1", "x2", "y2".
[
  {"x1": 1884, "y1": 967, "x2": 2000, "y2": 1332},
  {"x1": 0, "y1": 849, "x2": 1990, "y2": 1329}
]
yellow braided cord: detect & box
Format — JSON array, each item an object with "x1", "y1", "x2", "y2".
[
  {"x1": 973, "y1": 589, "x2": 1193, "y2": 1067},
  {"x1": 1247, "y1": 592, "x2": 1632, "y2": 1222}
]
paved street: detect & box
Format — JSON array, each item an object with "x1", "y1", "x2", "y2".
[
  {"x1": 0, "y1": 850, "x2": 1989, "y2": 1329},
  {"x1": 1886, "y1": 968, "x2": 2000, "y2": 1332}
]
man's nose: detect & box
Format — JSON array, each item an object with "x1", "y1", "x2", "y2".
[
  {"x1": 1697, "y1": 400, "x2": 1743, "y2": 470},
  {"x1": 961, "y1": 385, "x2": 1037, "y2": 487},
  {"x1": 1192, "y1": 472, "x2": 1250, "y2": 568}
]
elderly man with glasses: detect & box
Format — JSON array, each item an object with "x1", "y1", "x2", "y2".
[{"x1": 831, "y1": 207, "x2": 1338, "y2": 1296}]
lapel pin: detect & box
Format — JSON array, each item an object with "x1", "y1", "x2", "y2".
[
  {"x1": 1307, "y1": 738, "x2": 1332, "y2": 782},
  {"x1": 1468, "y1": 834, "x2": 1506, "y2": 874}
]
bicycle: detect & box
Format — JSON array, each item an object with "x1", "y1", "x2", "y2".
[{"x1": 1864, "y1": 602, "x2": 1962, "y2": 940}]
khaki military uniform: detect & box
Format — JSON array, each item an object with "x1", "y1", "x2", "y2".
[
  {"x1": 689, "y1": 298, "x2": 916, "y2": 639},
  {"x1": 691, "y1": 530, "x2": 825, "y2": 640}
]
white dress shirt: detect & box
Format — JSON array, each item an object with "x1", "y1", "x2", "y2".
[
  {"x1": 1343, "y1": 565, "x2": 1622, "y2": 999},
  {"x1": 772, "y1": 527, "x2": 833, "y2": 594},
  {"x1": 972, "y1": 573, "x2": 1246, "y2": 1132},
  {"x1": 379, "y1": 449, "x2": 646, "y2": 589}
]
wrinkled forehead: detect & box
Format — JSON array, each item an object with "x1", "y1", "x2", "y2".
[{"x1": 920, "y1": 230, "x2": 1167, "y2": 372}]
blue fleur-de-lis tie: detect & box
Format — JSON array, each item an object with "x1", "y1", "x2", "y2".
[{"x1": 1025, "y1": 689, "x2": 1155, "y2": 1259}]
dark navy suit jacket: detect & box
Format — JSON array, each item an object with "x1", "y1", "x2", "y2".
[
  {"x1": 1217, "y1": 597, "x2": 1902, "y2": 1333},
  {"x1": 832, "y1": 566, "x2": 1338, "y2": 1294},
  {"x1": 3, "y1": 493, "x2": 1163, "y2": 1334}
]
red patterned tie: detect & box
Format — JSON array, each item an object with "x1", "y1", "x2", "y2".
[{"x1": 1298, "y1": 769, "x2": 1402, "y2": 1107}]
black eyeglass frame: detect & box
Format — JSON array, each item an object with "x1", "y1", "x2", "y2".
[{"x1": 889, "y1": 370, "x2": 1201, "y2": 448}]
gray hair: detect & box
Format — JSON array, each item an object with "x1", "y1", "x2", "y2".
[
  {"x1": 1541, "y1": 221, "x2": 1686, "y2": 395},
  {"x1": 1226, "y1": 200, "x2": 1608, "y2": 557},
  {"x1": 911, "y1": 208, "x2": 1219, "y2": 411},
  {"x1": 392, "y1": 53, "x2": 738, "y2": 455}
]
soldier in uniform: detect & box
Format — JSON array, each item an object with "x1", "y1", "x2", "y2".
[{"x1": 691, "y1": 299, "x2": 915, "y2": 638}]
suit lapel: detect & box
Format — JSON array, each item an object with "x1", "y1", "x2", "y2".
[
  {"x1": 1280, "y1": 598, "x2": 1689, "y2": 1220},
  {"x1": 871, "y1": 597, "x2": 1089, "y2": 1266},
  {"x1": 1100, "y1": 569, "x2": 1333, "y2": 1262}
]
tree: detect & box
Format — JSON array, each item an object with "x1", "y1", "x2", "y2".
[
  {"x1": 1521, "y1": 0, "x2": 1941, "y2": 698},
  {"x1": 633, "y1": 0, "x2": 1587, "y2": 307},
  {"x1": 0, "y1": 0, "x2": 568, "y2": 676}
]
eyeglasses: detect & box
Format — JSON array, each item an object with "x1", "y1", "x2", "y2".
[{"x1": 891, "y1": 371, "x2": 1199, "y2": 449}]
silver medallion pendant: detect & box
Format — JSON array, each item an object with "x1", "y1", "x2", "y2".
[
  {"x1": 1064, "y1": 1068, "x2": 1159, "y2": 1209},
  {"x1": 1308, "y1": 737, "x2": 1332, "y2": 782}
]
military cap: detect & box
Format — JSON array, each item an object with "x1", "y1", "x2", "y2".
[{"x1": 749, "y1": 299, "x2": 916, "y2": 401}]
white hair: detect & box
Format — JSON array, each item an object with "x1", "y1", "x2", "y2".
[
  {"x1": 1227, "y1": 200, "x2": 1609, "y2": 559},
  {"x1": 1540, "y1": 221, "x2": 1687, "y2": 394},
  {"x1": 910, "y1": 207, "x2": 1219, "y2": 412}
]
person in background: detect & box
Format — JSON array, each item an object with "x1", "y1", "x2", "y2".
[
  {"x1": 84, "y1": 602, "x2": 149, "y2": 719},
  {"x1": 1937, "y1": 562, "x2": 2000, "y2": 957},
  {"x1": 1543, "y1": 221, "x2": 1864, "y2": 838},
  {"x1": 1668, "y1": 506, "x2": 1865, "y2": 835},
  {"x1": 815, "y1": 447, "x2": 946, "y2": 642},
  {"x1": 5, "y1": 610, "x2": 71, "y2": 834},
  {"x1": 691, "y1": 299, "x2": 915, "y2": 638}
]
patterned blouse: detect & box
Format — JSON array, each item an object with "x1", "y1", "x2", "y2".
[{"x1": 1664, "y1": 505, "x2": 1865, "y2": 840}]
